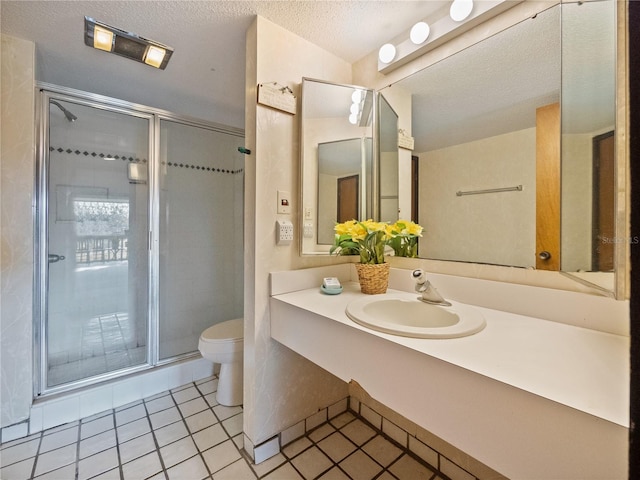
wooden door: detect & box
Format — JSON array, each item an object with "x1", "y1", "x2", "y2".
[
  {"x1": 535, "y1": 103, "x2": 561, "y2": 270},
  {"x1": 337, "y1": 175, "x2": 359, "y2": 223},
  {"x1": 593, "y1": 131, "x2": 615, "y2": 271}
]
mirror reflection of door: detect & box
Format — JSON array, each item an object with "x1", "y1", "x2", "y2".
[
  {"x1": 317, "y1": 138, "x2": 367, "y2": 244},
  {"x1": 593, "y1": 131, "x2": 615, "y2": 271},
  {"x1": 536, "y1": 102, "x2": 561, "y2": 271},
  {"x1": 337, "y1": 175, "x2": 359, "y2": 223}
]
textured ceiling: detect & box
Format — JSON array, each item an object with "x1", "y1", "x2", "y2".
[
  {"x1": 0, "y1": 0, "x2": 447, "y2": 128},
  {"x1": 1, "y1": 1, "x2": 615, "y2": 149}
]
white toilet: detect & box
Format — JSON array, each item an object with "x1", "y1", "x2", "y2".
[{"x1": 198, "y1": 318, "x2": 244, "y2": 406}]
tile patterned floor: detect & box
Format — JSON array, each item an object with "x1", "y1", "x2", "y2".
[{"x1": 0, "y1": 376, "x2": 445, "y2": 480}]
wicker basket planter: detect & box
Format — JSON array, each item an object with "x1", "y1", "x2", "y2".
[{"x1": 354, "y1": 262, "x2": 390, "y2": 294}]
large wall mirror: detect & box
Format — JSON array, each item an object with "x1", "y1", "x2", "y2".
[
  {"x1": 378, "y1": 1, "x2": 618, "y2": 295},
  {"x1": 299, "y1": 1, "x2": 622, "y2": 297},
  {"x1": 559, "y1": 0, "x2": 616, "y2": 291},
  {"x1": 391, "y1": 5, "x2": 561, "y2": 269}
]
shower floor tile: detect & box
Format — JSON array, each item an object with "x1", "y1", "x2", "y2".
[
  {"x1": 0, "y1": 376, "x2": 447, "y2": 480},
  {"x1": 47, "y1": 311, "x2": 147, "y2": 388}
]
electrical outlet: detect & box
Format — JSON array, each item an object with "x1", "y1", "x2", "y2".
[
  {"x1": 304, "y1": 221, "x2": 314, "y2": 238},
  {"x1": 276, "y1": 220, "x2": 293, "y2": 245}
]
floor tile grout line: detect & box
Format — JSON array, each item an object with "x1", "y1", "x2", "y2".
[
  {"x1": 167, "y1": 381, "x2": 216, "y2": 479},
  {"x1": 74, "y1": 412, "x2": 84, "y2": 480},
  {"x1": 174, "y1": 380, "x2": 253, "y2": 479},
  {"x1": 78, "y1": 411, "x2": 118, "y2": 480},
  {"x1": 27, "y1": 431, "x2": 43, "y2": 480},
  {"x1": 111, "y1": 407, "x2": 126, "y2": 480},
  {"x1": 141, "y1": 391, "x2": 171, "y2": 480}
]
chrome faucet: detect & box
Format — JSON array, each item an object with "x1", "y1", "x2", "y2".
[{"x1": 412, "y1": 269, "x2": 452, "y2": 306}]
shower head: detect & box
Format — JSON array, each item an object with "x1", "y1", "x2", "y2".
[{"x1": 50, "y1": 100, "x2": 77, "y2": 122}]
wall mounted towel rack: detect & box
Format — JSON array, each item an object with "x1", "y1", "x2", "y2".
[{"x1": 456, "y1": 185, "x2": 523, "y2": 197}]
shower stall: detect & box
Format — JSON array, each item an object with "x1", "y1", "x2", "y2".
[{"x1": 35, "y1": 85, "x2": 244, "y2": 396}]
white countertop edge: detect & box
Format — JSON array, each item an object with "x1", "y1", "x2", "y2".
[{"x1": 271, "y1": 283, "x2": 630, "y2": 428}]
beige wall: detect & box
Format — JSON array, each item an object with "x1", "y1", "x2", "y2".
[
  {"x1": 243, "y1": 16, "x2": 354, "y2": 449},
  {"x1": 1, "y1": 34, "x2": 36, "y2": 428},
  {"x1": 418, "y1": 128, "x2": 537, "y2": 268}
]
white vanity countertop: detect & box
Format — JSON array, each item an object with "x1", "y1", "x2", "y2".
[{"x1": 272, "y1": 283, "x2": 630, "y2": 428}]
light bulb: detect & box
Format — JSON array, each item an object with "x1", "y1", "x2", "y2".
[
  {"x1": 144, "y1": 46, "x2": 166, "y2": 68},
  {"x1": 351, "y1": 89, "x2": 363, "y2": 104},
  {"x1": 349, "y1": 113, "x2": 358, "y2": 125},
  {"x1": 350, "y1": 103, "x2": 360, "y2": 115},
  {"x1": 410, "y1": 22, "x2": 430, "y2": 44},
  {"x1": 378, "y1": 43, "x2": 396, "y2": 64},
  {"x1": 450, "y1": 0, "x2": 473, "y2": 22},
  {"x1": 93, "y1": 25, "x2": 114, "y2": 52}
]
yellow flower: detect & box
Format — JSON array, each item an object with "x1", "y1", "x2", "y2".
[
  {"x1": 335, "y1": 220, "x2": 356, "y2": 236},
  {"x1": 331, "y1": 218, "x2": 424, "y2": 263},
  {"x1": 393, "y1": 219, "x2": 423, "y2": 237}
]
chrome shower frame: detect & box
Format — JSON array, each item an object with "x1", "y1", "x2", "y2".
[{"x1": 34, "y1": 82, "x2": 244, "y2": 398}]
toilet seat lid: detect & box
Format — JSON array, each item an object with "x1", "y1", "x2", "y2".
[{"x1": 201, "y1": 318, "x2": 243, "y2": 342}]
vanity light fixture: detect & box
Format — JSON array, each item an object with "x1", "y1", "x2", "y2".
[
  {"x1": 378, "y1": 43, "x2": 397, "y2": 64},
  {"x1": 349, "y1": 88, "x2": 371, "y2": 125},
  {"x1": 450, "y1": 0, "x2": 474, "y2": 22},
  {"x1": 410, "y1": 22, "x2": 431, "y2": 45},
  {"x1": 84, "y1": 16, "x2": 174, "y2": 70},
  {"x1": 349, "y1": 89, "x2": 362, "y2": 125},
  {"x1": 377, "y1": 0, "x2": 522, "y2": 74}
]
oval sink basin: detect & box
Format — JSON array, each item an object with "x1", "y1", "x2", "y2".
[{"x1": 345, "y1": 292, "x2": 486, "y2": 339}]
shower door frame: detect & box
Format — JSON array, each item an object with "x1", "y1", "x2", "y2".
[{"x1": 34, "y1": 83, "x2": 244, "y2": 398}]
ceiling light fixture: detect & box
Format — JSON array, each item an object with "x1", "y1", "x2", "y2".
[
  {"x1": 93, "y1": 25, "x2": 114, "y2": 52},
  {"x1": 84, "y1": 16, "x2": 174, "y2": 70},
  {"x1": 377, "y1": 0, "x2": 522, "y2": 74}
]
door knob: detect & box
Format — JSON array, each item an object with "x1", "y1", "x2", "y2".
[{"x1": 538, "y1": 251, "x2": 551, "y2": 260}]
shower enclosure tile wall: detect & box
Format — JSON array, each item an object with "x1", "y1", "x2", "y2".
[{"x1": 38, "y1": 88, "x2": 244, "y2": 396}]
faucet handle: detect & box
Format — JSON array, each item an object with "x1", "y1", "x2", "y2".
[{"x1": 412, "y1": 269, "x2": 426, "y2": 284}]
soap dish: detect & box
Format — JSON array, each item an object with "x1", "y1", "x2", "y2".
[{"x1": 320, "y1": 285, "x2": 343, "y2": 295}]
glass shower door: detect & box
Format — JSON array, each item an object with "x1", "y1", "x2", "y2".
[
  {"x1": 44, "y1": 97, "x2": 151, "y2": 389},
  {"x1": 157, "y1": 119, "x2": 244, "y2": 360}
]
